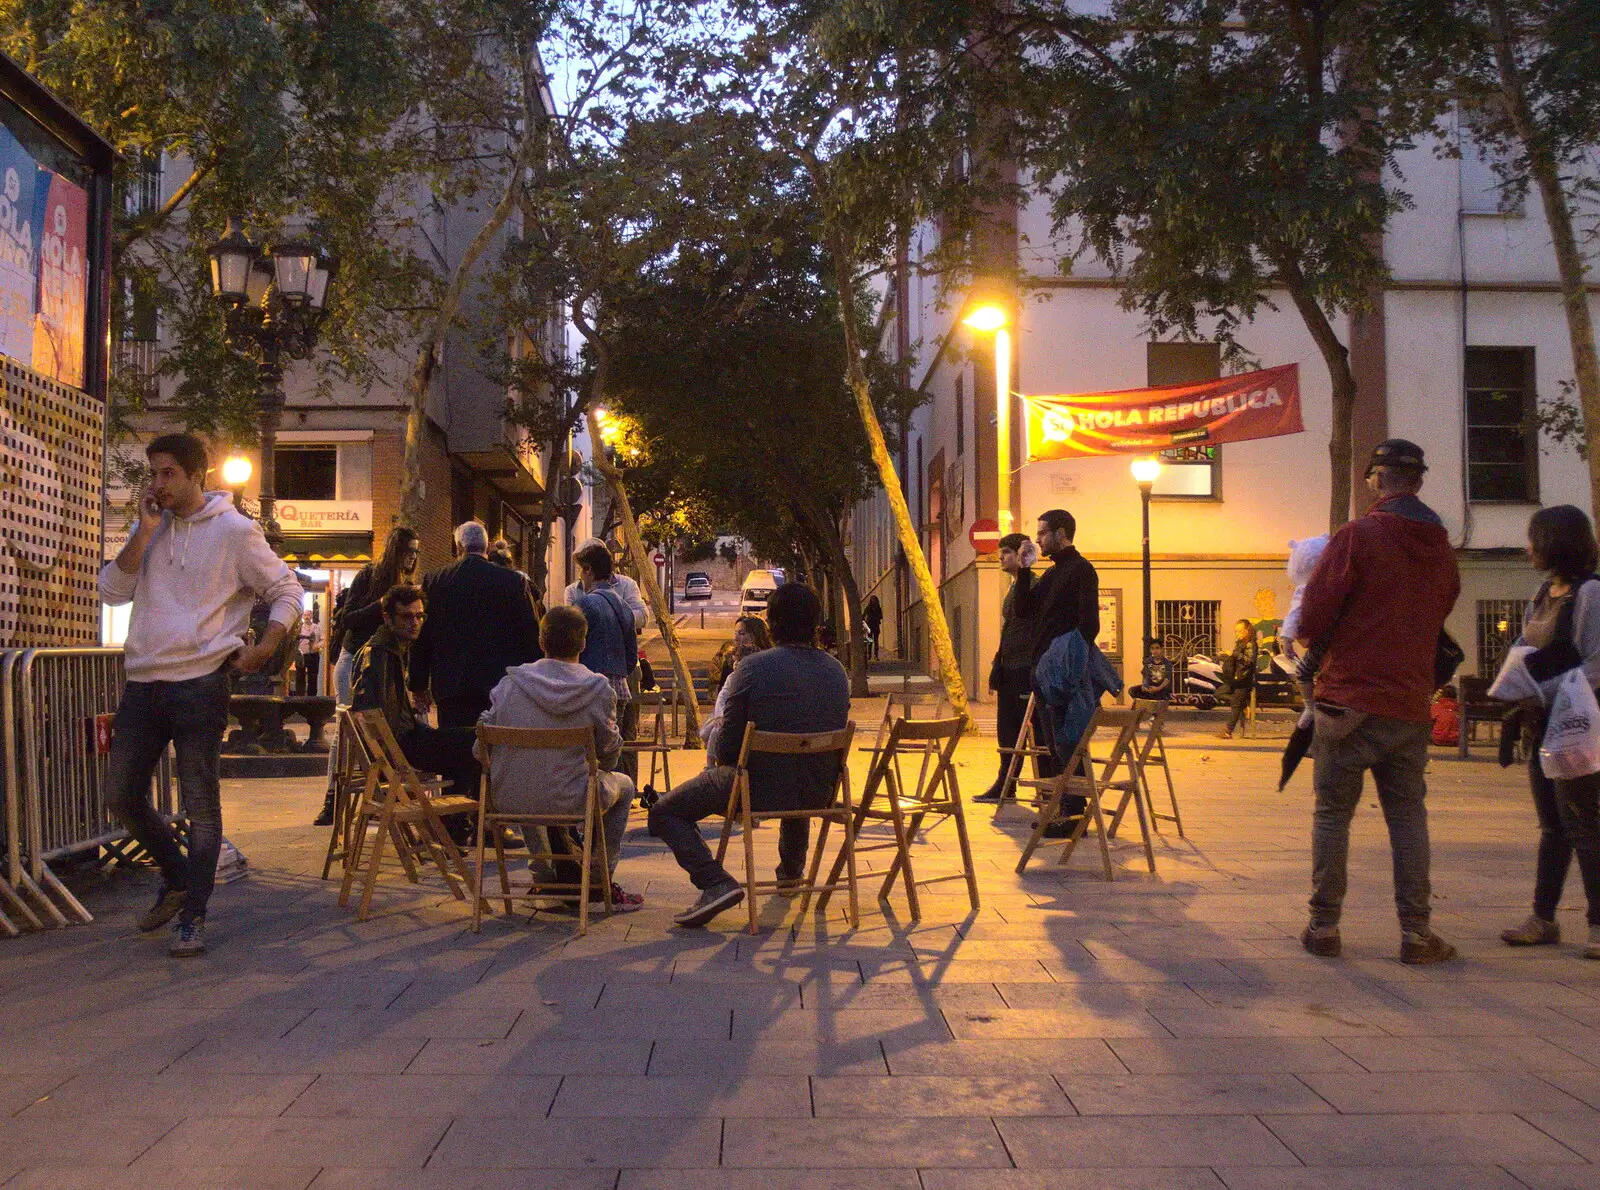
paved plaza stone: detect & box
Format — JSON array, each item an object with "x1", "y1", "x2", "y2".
[{"x1": 4, "y1": 703, "x2": 1600, "y2": 1188}]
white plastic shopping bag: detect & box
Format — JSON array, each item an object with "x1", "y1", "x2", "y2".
[{"x1": 1540, "y1": 668, "x2": 1600, "y2": 780}]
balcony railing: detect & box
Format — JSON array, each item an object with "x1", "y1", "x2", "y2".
[{"x1": 114, "y1": 340, "x2": 162, "y2": 403}]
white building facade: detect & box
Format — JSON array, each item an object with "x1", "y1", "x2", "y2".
[{"x1": 853, "y1": 119, "x2": 1599, "y2": 701}]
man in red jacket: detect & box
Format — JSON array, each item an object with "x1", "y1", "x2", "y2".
[{"x1": 1295, "y1": 440, "x2": 1461, "y2": 965}]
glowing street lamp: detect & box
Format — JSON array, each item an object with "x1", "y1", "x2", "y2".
[
  {"x1": 961, "y1": 301, "x2": 1014, "y2": 534},
  {"x1": 222, "y1": 454, "x2": 253, "y2": 511},
  {"x1": 1131, "y1": 456, "x2": 1163, "y2": 660}
]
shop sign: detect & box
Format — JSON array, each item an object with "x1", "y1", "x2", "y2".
[
  {"x1": 1025, "y1": 364, "x2": 1302, "y2": 461},
  {"x1": 277, "y1": 500, "x2": 372, "y2": 534}
]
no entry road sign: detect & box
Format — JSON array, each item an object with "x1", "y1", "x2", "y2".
[{"x1": 969, "y1": 518, "x2": 1000, "y2": 554}]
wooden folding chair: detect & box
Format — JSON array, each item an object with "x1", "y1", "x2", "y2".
[
  {"x1": 1015, "y1": 704, "x2": 1156, "y2": 880},
  {"x1": 994, "y1": 690, "x2": 1052, "y2": 814},
  {"x1": 472, "y1": 725, "x2": 615, "y2": 935},
  {"x1": 713, "y1": 723, "x2": 860, "y2": 934},
  {"x1": 338, "y1": 710, "x2": 479, "y2": 920},
  {"x1": 624, "y1": 689, "x2": 676, "y2": 795},
  {"x1": 821, "y1": 715, "x2": 977, "y2": 920},
  {"x1": 861, "y1": 691, "x2": 951, "y2": 765},
  {"x1": 321, "y1": 707, "x2": 444, "y2": 884},
  {"x1": 1127, "y1": 698, "x2": 1183, "y2": 837}
]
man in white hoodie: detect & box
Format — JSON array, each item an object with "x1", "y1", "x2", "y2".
[
  {"x1": 476, "y1": 604, "x2": 642, "y2": 909},
  {"x1": 99, "y1": 434, "x2": 303, "y2": 957}
]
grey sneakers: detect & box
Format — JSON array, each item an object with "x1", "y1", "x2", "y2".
[
  {"x1": 673, "y1": 880, "x2": 745, "y2": 928},
  {"x1": 138, "y1": 887, "x2": 186, "y2": 934},
  {"x1": 1501, "y1": 914, "x2": 1560, "y2": 946},
  {"x1": 169, "y1": 916, "x2": 207, "y2": 958}
]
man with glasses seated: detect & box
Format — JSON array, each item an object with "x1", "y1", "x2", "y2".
[{"x1": 350, "y1": 585, "x2": 479, "y2": 813}]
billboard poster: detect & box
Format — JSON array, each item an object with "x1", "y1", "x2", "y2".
[
  {"x1": 0, "y1": 123, "x2": 37, "y2": 369},
  {"x1": 33, "y1": 169, "x2": 86, "y2": 388},
  {"x1": 1025, "y1": 364, "x2": 1303, "y2": 461},
  {"x1": 0, "y1": 119, "x2": 89, "y2": 390}
]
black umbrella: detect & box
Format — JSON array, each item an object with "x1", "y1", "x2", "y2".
[{"x1": 1279, "y1": 719, "x2": 1314, "y2": 790}]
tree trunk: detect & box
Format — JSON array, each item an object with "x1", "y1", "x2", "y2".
[
  {"x1": 822, "y1": 226, "x2": 969, "y2": 720},
  {"x1": 1279, "y1": 261, "x2": 1359, "y2": 530},
  {"x1": 399, "y1": 59, "x2": 544, "y2": 531},
  {"x1": 1486, "y1": 0, "x2": 1600, "y2": 517},
  {"x1": 527, "y1": 434, "x2": 567, "y2": 598},
  {"x1": 584, "y1": 407, "x2": 702, "y2": 744},
  {"x1": 792, "y1": 487, "x2": 869, "y2": 696}
]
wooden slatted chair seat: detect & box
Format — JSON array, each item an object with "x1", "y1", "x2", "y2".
[
  {"x1": 622, "y1": 688, "x2": 677, "y2": 795},
  {"x1": 713, "y1": 723, "x2": 860, "y2": 934},
  {"x1": 338, "y1": 709, "x2": 478, "y2": 919},
  {"x1": 1015, "y1": 703, "x2": 1157, "y2": 881},
  {"x1": 472, "y1": 724, "x2": 614, "y2": 935},
  {"x1": 822, "y1": 715, "x2": 978, "y2": 921}
]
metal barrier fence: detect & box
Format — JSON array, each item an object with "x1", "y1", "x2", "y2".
[{"x1": 0, "y1": 647, "x2": 174, "y2": 933}]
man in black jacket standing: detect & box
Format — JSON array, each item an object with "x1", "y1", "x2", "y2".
[
  {"x1": 409, "y1": 521, "x2": 542, "y2": 730},
  {"x1": 1012, "y1": 508, "x2": 1100, "y2": 830}
]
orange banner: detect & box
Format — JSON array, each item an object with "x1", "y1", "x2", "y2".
[{"x1": 1025, "y1": 364, "x2": 1303, "y2": 460}]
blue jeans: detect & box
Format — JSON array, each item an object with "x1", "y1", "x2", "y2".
[{"x1": 104, "y1": 668, "x2": 230, "y2": 920}]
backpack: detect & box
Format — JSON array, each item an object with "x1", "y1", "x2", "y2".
[{"x1": 593, "y1": 585, "x2": 638, "y2": 675}]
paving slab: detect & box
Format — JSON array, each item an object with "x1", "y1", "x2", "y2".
[
  {"x1": 721, "y1": 1116, "x2": 1010, "y2": 1168},
  {"x1": 1259, "y1": 1112, "x2": 1587, "y2": 1165},
  {"x1": 13, "y1": 731, "x2": 1598, "y2": 1183}
]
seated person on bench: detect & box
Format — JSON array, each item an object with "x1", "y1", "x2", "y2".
[{"x1": 349, "y1": 584, "x2": 479, "y2": 804}]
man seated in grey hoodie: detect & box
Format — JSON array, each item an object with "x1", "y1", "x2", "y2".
[
  {"x1": 475, "y1": 605, "x2": 643, "y2": 910},
  {"x1": 99, "y1": 433, "x2": 303, "y2": 958}
]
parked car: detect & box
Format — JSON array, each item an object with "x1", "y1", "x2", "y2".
[
  {"x1": 683, "y1": 572, "x2": 713, "y2": 600},
  {"x1": 740, "y1": 569, "x2": 782, "y2": 615}
]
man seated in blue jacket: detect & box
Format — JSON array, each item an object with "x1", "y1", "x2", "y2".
[{"x1": 649, "y1": 582, "x2": 851, "y2": 928}]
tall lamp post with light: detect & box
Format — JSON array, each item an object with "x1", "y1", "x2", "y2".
[
  {"x1": 207, "y1": 218, "x2": 336, "y2": 550},
  {"x1": 961, "y1": 300, "x2": 1014, "y2": 535},
  {"x1": 222, "y1": 454, "x2": 253, "y2": 512},
  {"x1": 1131, "y1": 456, "x2": 1163, "y2": 662}
]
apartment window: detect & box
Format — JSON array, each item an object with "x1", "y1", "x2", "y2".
[
  {"x1": 1476, "y1": 599, "x2": 1525, "y2": 678},
  {"x1": 276, "y1": 447, "x2": 338, "y2": 501},
  {"x1": 123, "y1": 151, "x2": 162, "y2": 219},
  {"x1": 955, "y1": 372, "x2": 965, "y2": 457},
  {"x1": 1465, "y1": 346, "x2": 1538, "y2": 503},
  {"x1": 1155, "y1": 599, "x2": 1220, "y2": 695},
  {"x1": 1147, "y1": 342, "x2": 1222, "y2": 499}
]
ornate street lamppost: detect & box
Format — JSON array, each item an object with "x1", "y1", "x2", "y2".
[
  {"x1": 207, "y1": 217, "x2": 336, "y2": 549},
  {"x1": 1131, "y1": 456, "x2": 1163, "y2": 662},
  {"x1": 221, "y1": 453, "x2": 253, "y2": 512}
]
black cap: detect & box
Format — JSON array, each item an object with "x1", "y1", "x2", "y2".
[{"x1": 1365, "y1": 438, "x2": 1427, "y2": 476}]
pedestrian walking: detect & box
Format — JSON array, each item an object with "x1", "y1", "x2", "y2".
[
  {"x1": 99, "y1": 434, "x2": 303, "y2": 957},
  {"x1": 409, "y1": 521, "x2": 543, "y2": 730},
  {"x1": 1012, "y1": 508, "x2": 1100, "y2": 834},
  {"x1": 1295, "y1": 439, "x2": 1461, "y2": 965},
  {"x1": 573, "y1": 540, "x2": 641, "y2": 783},
  {"x1": 975, "y1": 533, "x2": 1038, "y2": 804},
  {"x1": 1495, "y1": 505, "x2": 1600, "y2": 958},
  {"x1": 863, "y1": 594, "x2": 884, "y2": 660},
  {"x1": 331, "y1": 527, "x2": 420, "y2": 706},
  {"x1": 1216, "y1": 619, "x2": 1260, "y2": 739}
]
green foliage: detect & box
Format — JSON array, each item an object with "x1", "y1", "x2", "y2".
[
  {"x1": 1005, "y1": 0, "x2": 1457, "y2": 358},
  {"x1": 0, "y1": 0, "x2": 529, "y2": 438}
]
